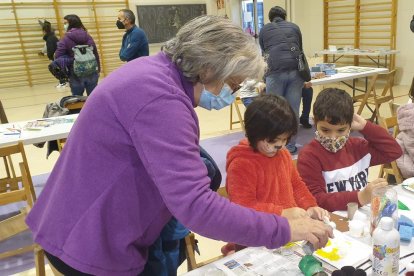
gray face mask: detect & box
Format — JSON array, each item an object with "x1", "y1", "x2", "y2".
[{"x1": 64, "y1": 24, "x2": 69, "y2": 32}]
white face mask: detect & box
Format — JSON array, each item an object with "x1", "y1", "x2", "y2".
[{"x1": 64, "y1": 24, "x2": 69, "y2": 31}]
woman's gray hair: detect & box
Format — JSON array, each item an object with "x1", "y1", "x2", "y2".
[{"x1": 163, "y1": 15, "x2": 266, "y2": 83}]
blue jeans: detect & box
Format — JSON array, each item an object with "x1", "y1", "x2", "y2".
[
  {"x1": 265, "y1": 70, "x2": 304, "y2": 148},
  {"x1": 241, "y1": 97, "x2": 255, "y2": 107},
  {"x1": 69, "y1": 72, "x2": 99, "y2": 96}
]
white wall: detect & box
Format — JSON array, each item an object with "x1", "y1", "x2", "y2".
[{"x1": 394, "y1": 0, "x2": 414, "y2": 84}]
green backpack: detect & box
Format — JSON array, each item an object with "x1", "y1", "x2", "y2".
[{"x1": 72, "y1": 45, "x2": 98, "y2": 77}]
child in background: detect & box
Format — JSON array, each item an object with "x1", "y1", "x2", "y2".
[
  {"x1": 237, "y1": 79, "x2": 266, "y2": 107},
  {"x1": 297, "y1": 88, "x2": 402, "y2": 212},
  {"x1": 222, "y1": 94, "x2": 329, "y2": 255}
]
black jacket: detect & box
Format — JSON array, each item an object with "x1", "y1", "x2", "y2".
[
  {"x1": 43, "y1": 33, "x2": 59, "y2": 61},
  {"x1": 259, "y1": 17, "x2": 303, "y2": 75}
]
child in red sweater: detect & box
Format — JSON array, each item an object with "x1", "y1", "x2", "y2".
[
  {"x1": 297, "y1": 88, "x2": 402, "y2": 212},
  {"x1": 222, "y1": 94, "x2": 329, "y2": 255}
]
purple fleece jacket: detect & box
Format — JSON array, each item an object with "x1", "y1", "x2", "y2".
[
  {"x1": 55, "y1": 28, "x2": 101, "y2": 72},
  {"x1": 26, "y1": 52, "x2": 290, "y2": 275}
]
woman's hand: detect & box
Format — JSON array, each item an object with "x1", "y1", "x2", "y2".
[
  {"x1": 281, "y1": 207, "x2": 308, "y2": 219},
  {"x1": 288, "y1": 216, "x2": 334, "y2": 250},
  {"x1": 307, "y1": 206, "x2": 330, "y2": 221}
]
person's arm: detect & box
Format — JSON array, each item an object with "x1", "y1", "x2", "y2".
[
  {"x1": 297, "y1": 149, "x2": 359, "y2": 212},
  {"x1": 130, "y1": 95, "x2": 290, "y2": 249},
  {"x1": 119, "y1": 30, "x2": 147, "y2": 62},
  {"x1": 259, "y1": 29, "x2": 265, "y2": 53},
  {"x1": 226, "y1": 158, "x2": 285, "y2": 215},
  {"x1": 54, "y1": 38, "x2": 67, "y2": 59},
  {"x1": 354, "y1": 119, "x2": 402, "y2": 166}
]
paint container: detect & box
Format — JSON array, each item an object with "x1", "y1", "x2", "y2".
[{"x1": 372, "y1": 217, "x2": 400, "y2": 276}]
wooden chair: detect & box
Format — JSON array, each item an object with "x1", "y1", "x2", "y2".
[
  {"x1": 356, "y1": 70, "x2": 396, "y2": 122},
  {"x1": 0, "y1": 99, "x2": 8, "y2": 124},
  {"x1": 377, "y1": 115, "x2": 404, "y2": 184},
  {"x1": 184, "y1": 186, "x2": 228, "y2": 271},
  {"x1": 229, "y1": 97, "x2": 245, "y2": 131},
  {"x1": 0, "y1": 142, "x2": 45, "y2": 275},
  {"x1": 57, "y1": 100, "x2": 86, "y2": 151}
]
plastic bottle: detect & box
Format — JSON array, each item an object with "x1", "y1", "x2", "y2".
[{"x1": 372, "y1": 217, "x2": 400, "y2": 276}]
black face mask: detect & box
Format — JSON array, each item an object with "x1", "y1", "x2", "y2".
[{"x1": 116, "y1": 19, "x2": 125, "y2": 29}]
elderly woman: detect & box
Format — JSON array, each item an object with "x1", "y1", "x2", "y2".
[{"x1": 26, "y1": 16, "x2": 332, "y2": 275}]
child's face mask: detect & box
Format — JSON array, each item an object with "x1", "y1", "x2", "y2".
[{"x1": 315, "y1": 130, "x2": 350, "y2": 153}]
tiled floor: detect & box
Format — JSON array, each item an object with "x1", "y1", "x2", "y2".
[{"x1": 1, "y1": 79, "x2": 411, "y2": 275}]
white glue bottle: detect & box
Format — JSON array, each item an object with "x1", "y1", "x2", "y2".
[{"x1": 372, "y1": 217, "x2": 400, "y2": 276}]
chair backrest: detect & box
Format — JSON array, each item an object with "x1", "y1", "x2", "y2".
[
  {"x1": 0, "y1": 142, "x2": 35, "y2": 202},
  {"x1": 0, "y1": 99, "x2": 8, "y2": 124},
  {"x1": 377, "y1": 115, "x2": 404, "y2": 183},
  {"x1": 0, "y1": 142, "x2": 45, "y2": 274},
  {"x1": 229, "y1": 97, "x2": 245, "y2": 131},
  {"x1": 378, "y1": 69, "x2": 396, "y2": 99},
  {"x1": 185, "y1": 188, "x2": 227, "y2": 271},
  {"x1": 57, "y1": 100, "x2": 86, "y2": 151}
]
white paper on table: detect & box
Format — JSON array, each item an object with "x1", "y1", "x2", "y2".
[
  {"x1": 314, "y1": 229, "x2": 371, "y2": 269},
  {"x1": 214, "y1": 247, "x2": 302, "y2": 276}
]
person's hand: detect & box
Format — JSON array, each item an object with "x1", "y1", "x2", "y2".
[
  {"x1": 307, "y1": 206, "x2": 330, "y2": 221},
  {"x1": 351, "y1": 113, "x2": 367, "y2": 131},
  {"x1": 281, "y1": 207, "x2": 308, "y2": 219},
  {"x1": 357, "y1": 178, "x2": 388, "y2": 205},
  {"x1": 288, "y1": 216, "x2": 334, "y2": 250},
  {"x1": 314, "y1": 72, "x2": 326, "y2": 79},
  {"x1": 303, "y1": 82, "x2": 312, "y2": 88},
  {"x1": 257, "y1": 83, "x2": 266, "y2": 93}
]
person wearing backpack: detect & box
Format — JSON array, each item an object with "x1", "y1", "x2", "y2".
[{"x1": 55, "y1": 14, "x2": 100, "y2": 96}]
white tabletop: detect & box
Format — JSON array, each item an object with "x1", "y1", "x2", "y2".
[
  {"x1": 317, "y1": 49, "x2": 400, "y2": 57},
  {"x1": 184, "y1": 184, "x2": 414, "y2": 275},
  {"x1": 0, "y1": 114, "x2": 78, "y2": 148},
  {"x1": 310, "y1": 66, "x2": 388, "y2": 86}
]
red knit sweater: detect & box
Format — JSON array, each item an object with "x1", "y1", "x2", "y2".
[{"x1": 226, "y1": 139, "x2": 317, "y2": 215}]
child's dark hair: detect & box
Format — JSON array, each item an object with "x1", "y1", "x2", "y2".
[
  {"x1": 244, "y1": 94, "x2": 297, "y2": 150},
  {"x1": 409, "y1": 76, "x2": 414, "y2": 100},
  {"x1": 313, "y1": 88, "x2": 354, "y2": 125},
  {"x1": 42, "y1": 21, "x2": 52, "y2": 34}
]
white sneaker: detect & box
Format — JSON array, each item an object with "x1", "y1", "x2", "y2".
[{"x1": 56, "y1": 83, "x2": 67, "y2": 90}]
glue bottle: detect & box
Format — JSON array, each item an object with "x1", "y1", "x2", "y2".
[{"x1": 372, "y1": 217, "x2": 400, "y2": 276}]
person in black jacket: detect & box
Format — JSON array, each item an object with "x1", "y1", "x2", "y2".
[
  {"x1": 39, "y1": 20, "x2": 67, "y2": 88},
  {"x1": 259, "y1": 6, "x2": 306, "y2": 154},
  {"x1": 40, "y1": 20, "x2": 59, "y2": 61}
]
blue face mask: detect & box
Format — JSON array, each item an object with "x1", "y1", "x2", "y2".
[{"x1": 198, "y1": 84, "x2": 236, "y2": 110}]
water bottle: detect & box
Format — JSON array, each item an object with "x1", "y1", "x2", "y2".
[{"x1": 372, "y1": 217, "x2": 400, "y2": 276}]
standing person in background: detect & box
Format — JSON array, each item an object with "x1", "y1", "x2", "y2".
[
  {"x1": 410, "y1": 15, "x2": 414, "y2": 32},
  {"x1": 300, "y1": 85, "x2": 313, "y2": 129},
  {"x1": 55, "y1": 14, "x2": 100, "y2": 96},
  {"x1": 259, "y1": 6, "x2": 307, "y2": 154},
  {"x1": 117, "y1": 9, "x2": 149, "y2": 62}
]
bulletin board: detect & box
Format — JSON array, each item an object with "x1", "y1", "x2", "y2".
[{"x1": 136, "y1": 4, "x2": 207, "y2": 44}]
